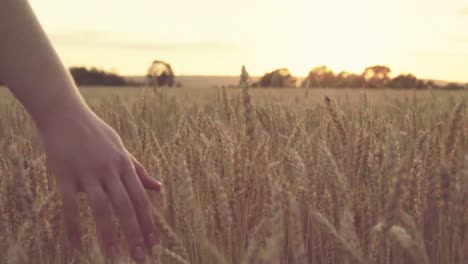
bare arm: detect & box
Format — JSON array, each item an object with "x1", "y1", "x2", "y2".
[
  {"x1": 0, "y1": 0, "x2": 160, "y2": 261},
  {"x1": 0, "y1": 0, "x2": 86, "y2": 129}
]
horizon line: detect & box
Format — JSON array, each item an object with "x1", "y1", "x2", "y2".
[{"x1": 122, "y1": 74, "x2": 466, "y2": 84}]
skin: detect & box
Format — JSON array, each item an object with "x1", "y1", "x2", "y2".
[{"x1": 0, "y1": 0, "x2": 161, "y2": 261}]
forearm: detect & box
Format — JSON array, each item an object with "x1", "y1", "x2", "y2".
[{"x1": 0, "y1": 0, "x2": 90, "y2": 131}]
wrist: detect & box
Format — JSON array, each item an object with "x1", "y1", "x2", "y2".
[{"x1": 35, "y1": 98, "x2": 93, "y2": 135}]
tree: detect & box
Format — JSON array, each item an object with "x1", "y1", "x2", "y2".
[
  {"x1": 426, "y1": 80, "x2": 438, "y2": 89},
  {"x1": 258, "y1": 68, "x2": 296, "y2": 88},
  {"x1": 302, "y1": 68, "x2": 364, "y2": 88},
  {"x1": 444, "y1": 83, "x2": 464, "y2": 90},
  {"x1": 302, "y1": 66, "x2": 336, "y2": 88},
  {"x1": 388, "y1": 74, "x2": 426, "y2": 89},
  {"x1": 335, "y1": 71, "x2": 363, "y2": 88},
  {"x1": 362, "y1": 65, "x2": 391, "y2": 88},
  {"x1": 69, "y1": 67, "x2": 127, "y2": 86},
  {"x1": 146, "y1": 60, "x2": 175, "y2": 87},
  {"x1": 239, "y1": 65, "x2": 251, "y2": 88}
]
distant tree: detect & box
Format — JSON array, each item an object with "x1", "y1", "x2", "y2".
[
  {"x1": 239, "y1": 65, "x2": 251, "y2": 88},
  {"x1": 335, "y1": 71, "x2": 363, "y2": 88},
  {"x1": 362, "y1": 65, "x2": 391, "y2": 88},
  {"x1": 146, "y1": 60, "x2": 175, "y2": 87},
  {"x1": 388, "y1": 74, "x2": 426, "y2": 89},
  {"x1": 302, "y1": 66, "x2": 336, "y2": 88},
  {"x1": 425, "y1": 80, "x2": 437, "y2": 89},
  {"x1": 258, "y1": 68, "x2": 296, "y2": 88},
  {"x1": 444, "y1": 82, "x2": 464, "y2": 90},
  {"x1": 69, "y1": 67, "x2": 127, "y2": 86}
]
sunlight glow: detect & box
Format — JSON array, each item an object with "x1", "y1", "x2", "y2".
[{"x1": 29, "y1": 0, "x2": 468, "y2": 82}]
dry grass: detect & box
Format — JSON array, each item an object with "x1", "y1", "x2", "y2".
[{"x1": 0, "y1": 86, "x2": 466, "y2": 263}]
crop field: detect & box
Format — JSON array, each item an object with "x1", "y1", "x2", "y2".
[{"x1": 0, "y1": 86, "x2": 466, "y2": 263}]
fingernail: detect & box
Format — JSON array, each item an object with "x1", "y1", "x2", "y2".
[
  {"x1": 132, "y1": 246, "x2": 146, "y2": 261},
  {"x1": 108, "y1": 245, "x2": 118, "y2": 258},
  {"x1": 155, "y1": 182, "x2": 162, "y2": 192},
  {"x1": 147, "y1": 233, "x2": 157, "y2": 246}
]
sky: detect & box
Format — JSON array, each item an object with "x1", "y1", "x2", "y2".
[{"x1": 29, "y1": 0, "x2": 468, "y2": 82}]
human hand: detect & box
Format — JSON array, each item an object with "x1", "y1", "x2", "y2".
[{"x1": 39, "y1": 109, "x2": 161, "y2": 261}]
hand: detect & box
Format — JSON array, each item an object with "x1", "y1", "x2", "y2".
[{"x1": 39, "y1": 109, "x2": 161, "y2": 261}]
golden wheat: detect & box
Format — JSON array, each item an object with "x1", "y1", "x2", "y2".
[{"x1": 0, "y1": 87, "x2": 466, "y2": 263}]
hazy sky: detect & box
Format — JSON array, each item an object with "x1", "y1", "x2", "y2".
[{"x1": 30, "y1": 0, "x2": 468, "y2": 82}]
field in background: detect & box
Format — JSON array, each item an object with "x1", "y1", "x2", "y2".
[
  {"x1": 125, "y1": 75, "x2": 264, "y2": 89},
  {"x1": 0, "y1": 86, "x2": 466, "y2": 263},
  {"x1": 125, "y1": 75, "x2": 453, "y2": 89},
  {"x1": 1, "y1": 85, "x2": 463, "y2": 105}
]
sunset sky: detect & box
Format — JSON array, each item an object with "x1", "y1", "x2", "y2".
[{"x1": 30, "y1": 0, "x2": 468, "y2": 82}]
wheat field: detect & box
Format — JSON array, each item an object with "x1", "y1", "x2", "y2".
[{"x1": 0, "y1": 87, "x2": 466, "y2": 264}]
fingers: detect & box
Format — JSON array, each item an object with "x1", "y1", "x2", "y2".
[
  {"x1": 58, "y1": 182, "x2": 82, "y2": 250},
  {"x1": 130, "y1": 155, "x2": 162, "y2": 191},
  {"x1": 83, "y1": 180, "x2": 118, "y2": 258},
  {"x1": 120, "y1": 164, "x2": 157, "y2": 251},
  {"x1": 104, "y1": 179, "x2": 147, "y2": 261},
  {"x1": 59, "y1": 153, "x2": 158, "y2": 262}
]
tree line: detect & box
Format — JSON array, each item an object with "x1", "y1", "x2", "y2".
[
  {"x1": 1, "y1": 62, "x2": 176, "y2": 87},
  {"x1": 68, "y1": 61, "x2": 177, "y2": 87},
  {"x1": 0, "y1": 67, "x2": 128, "y2": 87},
  {"x1": 2, "y1": 63, "x2": 465, "y2": 90},
  {"x1": 69, "y1": 67, "x2": 127, "y2": 86},
  {"x1": 252, "y1": 65, "x2": 466, "y2": 90}
]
